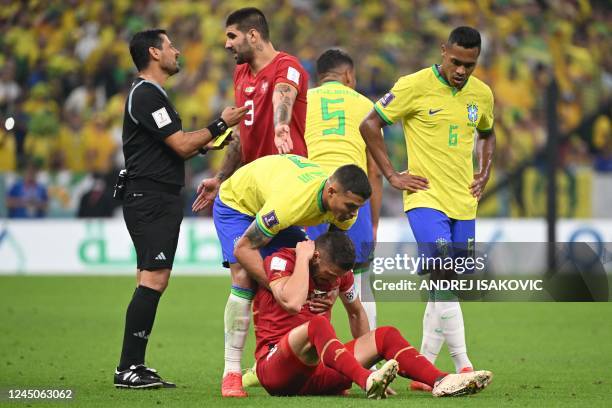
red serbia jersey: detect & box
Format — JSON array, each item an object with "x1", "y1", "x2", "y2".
[
  {"x1": 233, "y1": 52, "x2": 308, "y2": 164},
  {"x1": 253, "y1": 248, "x2": 355, "y2": 360}
]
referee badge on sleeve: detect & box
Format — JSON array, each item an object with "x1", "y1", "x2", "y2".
[{"x1": 152, "y1": 107, "x2": 172, "y2": 128}]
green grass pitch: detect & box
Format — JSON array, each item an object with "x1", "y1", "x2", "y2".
[{"x1": 1, "y1": 276, "x2": 611, "y2": 407}]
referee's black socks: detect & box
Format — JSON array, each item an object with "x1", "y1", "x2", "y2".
[{"x1": 118, "y1": 285, "x2": 162, "y2": 371}]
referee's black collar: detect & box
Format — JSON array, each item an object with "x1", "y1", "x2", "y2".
[{"x1": 134, "y1": 77, "x2": 168, "y2": 98}]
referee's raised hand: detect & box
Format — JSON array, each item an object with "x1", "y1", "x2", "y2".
[{"x1": 221, "y1": 105, "x2": 249, "y2": 127}]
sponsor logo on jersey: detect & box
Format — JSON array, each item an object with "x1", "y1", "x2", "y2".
[
  {"x1": 287, "y1": 67, "x2": 300, "y2": 84},
  {"x1": 261, "y1": 81, "x2": 269, "y2": 93},
  {"x1": 262, "y1": 210, "x2": 279, "y2": 229},
  {"x1": 245, "y1": 86, "x2": 255, "y2": 94},
  {"x1": 379, "y1": 92, "x2": 395, "y2": 107},
  {"x1": 152, "y1": 107, "x2": 172, "y2": 128},
  {"x1": 270, "y1": 256, "x2": 287, "y2": 271}
]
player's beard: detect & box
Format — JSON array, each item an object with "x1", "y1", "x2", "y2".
[{"x1": 235, "y1": 42, "x2": 254, "y2": 65}]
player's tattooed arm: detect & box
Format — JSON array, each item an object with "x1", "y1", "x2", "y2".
[
  {"x1": 273, "y1": 82, "x2": 298, "y2": 154},
  {"x1": 233, "y1": 221, "x2": 273, "y2": 288},
  {"x1": 243, "y1": 221, "x2": 272, "y2": 249},
  {"x1": 273, "y1": 83, "x2": 297, "y2": 127},
  {"x1": 217, "y1": 131, "x2": 242, "y2": 182}
]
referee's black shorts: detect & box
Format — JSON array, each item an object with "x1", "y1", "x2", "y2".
[{"x1": 122, "y1": 183, "x2": 183, "y2": 270}]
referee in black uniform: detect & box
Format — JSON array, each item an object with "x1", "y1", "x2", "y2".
[{"x1": 114, "y1": 29, "x2": 247, "y2": 389}]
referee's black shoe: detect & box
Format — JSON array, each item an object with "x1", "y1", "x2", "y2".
[{"x1": 114, "y1": 364, "x2": 176, "y2": 389}]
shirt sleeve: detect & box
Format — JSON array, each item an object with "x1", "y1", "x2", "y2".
[
  {"x1": 339, "y1": 271, "x2": 357, "y2": 304},
  {"x1": 264, "y1": 250, "x2": 296, "y2": 283},
  {"x1": 255, "y1": 198, "x2": 293, "y2": 237},
  {"x1": 130, "y1": 85, "x2": 182, "y2": 142},
  {"x1": 477, "y1": 87, "x2": 495, "y2": 132},
  {"x1": 274, "y1": 57, "x2": 307, "y2": 92},
  {"x1": 373, "y1": 76, "x2": 416, "y2": 126}
]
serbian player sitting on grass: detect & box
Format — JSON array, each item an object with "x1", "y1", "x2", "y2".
[{"x1": 252, "y1": 231, "x2": 493, "y2": 398}]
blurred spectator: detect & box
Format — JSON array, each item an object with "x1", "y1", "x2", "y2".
[
  {"x1": 6, "y1": 162, "x2": 48, "y2": 218},
  {"x1": 77, "y1": 173, "x2": 117, "y2": 218},
  {"x1": 593, "y1": 114, "x2": 612, "y2": 172},
  {"x1": 53, "y1": 111, "x2": 86, "y2": 172},
  {"x1": 0, "y1": 126, "x2": 16, "y2": 172},
  {"x1": 0, "y1": 60, "x2": 21, "y2": 113},
  {"x1": 82, "y1": 114, "x2": 117, "y2": 174},
  {"x1": 63, "y1": 76, "x2": 106, "y2": 118}
]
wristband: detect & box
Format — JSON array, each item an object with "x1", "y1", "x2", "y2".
[{"x1": 206, "y1": 117, "x2": 229, "y2": 139}]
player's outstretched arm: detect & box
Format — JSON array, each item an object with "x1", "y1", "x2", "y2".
[
  {"x1": 341, "y1": 295, "x2": 370, "y2": 339},
  {"x1": 191, "y1": 131, "x2": 243, "y2": 212},
  {"x1": 272, "y1": 82, "x2": 298, "y2": 154},
  {"x1": 471, "y1": 129, "x2": 496, "y2": 200},
  {"x1": 165, "y1": 105, "x2": 247, "y2": 159},
  {"x1": 366, "y1": 151, "x2": 383, "y2": 242},
  {"x1": 234, "y1": 221, "x2": 273, "y2": 288}
]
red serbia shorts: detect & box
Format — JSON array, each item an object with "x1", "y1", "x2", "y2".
[{"x1": 256, "y1": 333, "x2": 353, "y2": 396}]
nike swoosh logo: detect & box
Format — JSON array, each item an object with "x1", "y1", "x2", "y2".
[{"x1": 429, "y1": 108, "x2": 443, "y2": 115}]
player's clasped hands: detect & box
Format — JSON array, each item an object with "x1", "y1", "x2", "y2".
[
  {"x1": 221, "y1": 105, "x2": 249, "y2": 127},
  {"x1": 274, "y1": 124, "x2": 293, "y2": 154},
  {"x1": 389, "y1": 171, "x2": 429, "y2": 192}
]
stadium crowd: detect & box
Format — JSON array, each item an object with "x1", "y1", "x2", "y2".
[{"x1": 0, "y1": 0, "x2": 610, "y2": 218}]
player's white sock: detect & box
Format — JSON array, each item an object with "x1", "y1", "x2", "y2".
[
  {"x1": 420, "y1": 300, "x2": 444, "y2": 363},
  {"x1": 223, "y1": 292, "x2": 252, "y2": 377},
  {"x1": 437, "y1": 300, "x2": 472, "y2": 372}
]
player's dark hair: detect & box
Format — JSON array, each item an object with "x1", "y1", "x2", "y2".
[
  {"x1": 129, "y1": 29, "x2": 166, "y2": 71},
  {"x1": 316, "y1": 49, "x2": 353, "y2": 77},
  {"x1": 226, "y1": 7, "x2": 270, "y2": 41},
  {"x1": 315, "y1": 232, "x2": 355, "y2": 271},
  {"x1": 448, "y1": 26, "x2": 481, "y2": 52},
  {"x1": 331, "y1": 164, "x2": 372, "y2": 200}
]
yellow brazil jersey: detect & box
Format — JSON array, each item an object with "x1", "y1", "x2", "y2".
[
  {"x1": 218, "y1": 154, "x2": 356, "y2": 237},
  {"x1": 374, "y1": 65, "x2": 494, "y2": 220},
  {"x1": 305, "y1": 81, "x2": 373, "y2": 173}
]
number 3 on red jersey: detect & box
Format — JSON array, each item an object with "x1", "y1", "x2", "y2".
[{"x1": 245, "y1": 100, "x2": 254, "y2": 126}]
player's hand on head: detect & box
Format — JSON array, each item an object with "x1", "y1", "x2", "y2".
[
  {"x1": 274, "y1": 124, "x2": 293, "y2": 154},
  {"x1": 295, "y1": 239, "x2": 315, "y2": 260},
  {"x1": 221, "y1": 105, "x2": 249, "y2": 127},
  {"x1": 191, "y1": 177, "x2": 221, "y2": 212},
  {"x1": 470, "y1": 171, "x2": 490, "y2": 201},
  {"x1": 389, "y1": 171, "x2": 429, "y2": 192}
]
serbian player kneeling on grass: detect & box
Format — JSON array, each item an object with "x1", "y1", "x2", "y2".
[{"x1": 253, "y1": 232, "x2": 493, "y2": 398}]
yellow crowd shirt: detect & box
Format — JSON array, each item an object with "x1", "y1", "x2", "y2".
[
  {"x1": 218, "y1": 154, "x2": 356, "y2": 237},
  {"x1": 305, "y1": 81, "x2": 373, "y2": 173},
  {"x1": 374, "y1": 65, "x2": 494, "y2": 219}
]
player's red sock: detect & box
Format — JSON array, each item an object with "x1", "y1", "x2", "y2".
[
  {"x1": 308, "y1": 315, "x2": 371, "y2": 389},
  {"x1": 375, "y1": 326, "x2": 447, "y2": 387}
]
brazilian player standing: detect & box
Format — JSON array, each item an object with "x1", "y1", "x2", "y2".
[
  {"x1": 304, "y1": 49, "x2": 382, "y2": 333},
  {"x1": 360, "y1": 27, "x2": 496, "y2": 391}
]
